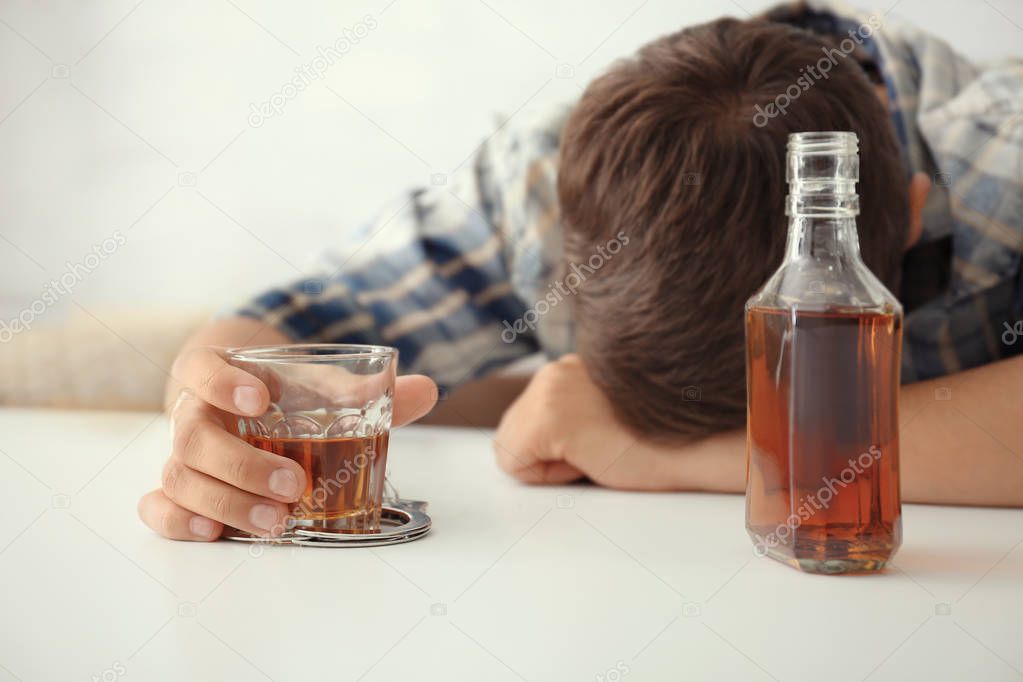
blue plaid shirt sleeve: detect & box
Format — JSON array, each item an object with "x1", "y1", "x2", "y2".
[
  {"x1": 232, "y1": 111, "x2": 566, "y2": 388},
  {"x1": 882, "y1": 34, "x2": 1023, "y2": 380}
]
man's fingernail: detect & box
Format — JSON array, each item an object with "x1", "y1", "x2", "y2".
[
  {"x1": 233, "y1": 386, "x2": 262, "y2": 415},
  {"x1": 169, "y1": 389, "x2": 194, "y2": 435},
  {"x1": 268, "y1": 468, "x2": 299, "y2": 498},
  {"x1": 189, "y1": 515, "x2": 215, "y2": 539},
  {"x1": 249, "y1": 504, "x2": 278, "y2": 532},
  {"x1": 172, "y1": 389, "x2": 194, "y2": 412}
]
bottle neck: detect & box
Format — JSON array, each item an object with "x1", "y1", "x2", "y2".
[
  {"x1": 745, "y1": 131, "x2": 900, "y2": 314},
  {"x1": 784, "y1": 214, "x2": 862, "y2": 266},
  {"x1": 784, "y1": 132, "x2": 862, "y2": 267}
]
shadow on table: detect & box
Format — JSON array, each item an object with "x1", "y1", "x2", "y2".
[{"x1": 890, "y1": 545, "x2": 1022, "y2": 581}]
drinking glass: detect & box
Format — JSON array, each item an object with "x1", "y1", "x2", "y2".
[{"x1": 227, "y1": 344, "x2": 397, "y2": 533}]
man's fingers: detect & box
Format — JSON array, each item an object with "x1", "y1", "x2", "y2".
[
  {"x1": 520, "y1": 461, "x2": 584, "y2": 485},
  {"x1": 393, "y1": 375, "x2": 438, "y2": 427},
  {"x1": 172, "y1": 404, "x2": 306, "y2": 503},
  {"x1": 497, "y1": 453, "x2": 584, "y2": 485},
  {"x1": 161, "y1": 459, "x2": 291, "y2": 536},
  {"x1": 138, "y1": 489, "x2": 223, "y2": 541},
  {"x1": 493, "y1": 431, "x2": 584, "y2": 484},
  {"x1": 172, "y1": 346, "x2": 270, "y2": 416}
]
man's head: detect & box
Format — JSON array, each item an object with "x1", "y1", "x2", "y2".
[{"x1": 558, "y1": 18, "x2": 910, "y2": 439}]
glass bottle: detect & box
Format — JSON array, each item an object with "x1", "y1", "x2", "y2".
[{"x1": 744, "y1": 131, "x2": 902, "y2": 574}]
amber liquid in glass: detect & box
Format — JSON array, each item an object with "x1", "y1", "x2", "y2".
[
  {"x1": 244, "y1": 433, "x2": 389, "y2": 532},
  {"x1": 745, "y1": 307, "x2": 902, "y2": 573}
]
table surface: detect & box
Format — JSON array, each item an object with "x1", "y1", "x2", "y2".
[{"x1": 0, "y1": 408, "x2": 1020, "y2": 682}]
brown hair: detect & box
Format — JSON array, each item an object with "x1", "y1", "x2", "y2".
[{"x1": 558, "y1": 18, "x2": 908, "y2": 439}]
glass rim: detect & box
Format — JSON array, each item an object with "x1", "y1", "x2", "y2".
[
  {"x1": 226, "y1": 343, "x2": 398, "y2": 363},
  {"x1": 787, "y1": 131, "x2": 858, "y2": 155}
]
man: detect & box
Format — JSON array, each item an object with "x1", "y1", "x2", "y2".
[{"x1": 139, "y1": 1, "x2": 1023, "y2": 540}]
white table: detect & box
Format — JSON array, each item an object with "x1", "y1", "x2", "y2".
[{"x1": 0, "y1": 408, "x2": 1020, "y2": 682}]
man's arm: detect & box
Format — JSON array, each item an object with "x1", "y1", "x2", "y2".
[
  {"x1": 494, "y1": 354, "x2": 1023, "y2": 507},
  {"x1": 670, "y1": 354, "x2": 1023, "y2": 506}
]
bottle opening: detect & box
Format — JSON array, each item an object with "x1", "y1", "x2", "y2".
[
  {"x1": 787, "y1": 131, "x2": 859, "y2": 155},
  {"x1": 786, "y1": 131, "x2": 860, "y2": 217}
]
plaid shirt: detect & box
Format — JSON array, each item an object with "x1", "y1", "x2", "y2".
[{"x1": 237, "y1": 0, "x2": 1023, "y2": 391}]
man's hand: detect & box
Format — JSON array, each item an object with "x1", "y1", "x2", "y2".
[
  {"x1": 493, "y1": 354, "x2": 682, "y2": 490},
  {"x1": 138, "y1": 346, "x2": 438, "y2": 541}
]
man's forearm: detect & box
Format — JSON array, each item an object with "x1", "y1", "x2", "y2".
[
  {"x1": 897, "y1": 354, "x2": 1023, "y2": 506},
  {"x1": 656, "y1": 355, "x2": 1023, "y2": 507},
  {"x1": 163, "y1": 317, "x2": 289, "y2": 411}
]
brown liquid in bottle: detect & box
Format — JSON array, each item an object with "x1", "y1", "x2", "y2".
[
  {"x1": 244, "y1": 433, "x2": 389, "y2": 531},
  {"x1": 745, "y1": 307, "x2": 902, "y2": 572}
]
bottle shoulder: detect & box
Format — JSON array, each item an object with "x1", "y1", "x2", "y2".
[{"x1": 746, "y1": 257, "x2": 902, "y2": 316}]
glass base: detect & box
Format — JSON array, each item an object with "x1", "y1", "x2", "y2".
[
  {"x1": 763, "y1": 546, "x2": 890, "y2": 574},
  {"x1": 288, "y1": 508, "x2": 382, "y2": 534},
  {"x1": 748, "y1": 518, "x2": 900, "y2": 575},
  {"x1": 757, "y1": 535, "x2": 897, "y2": 574}
]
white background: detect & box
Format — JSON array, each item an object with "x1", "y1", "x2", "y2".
[{"x1": 1, "y1": 0, "x2": 1021, "y2": 318}]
